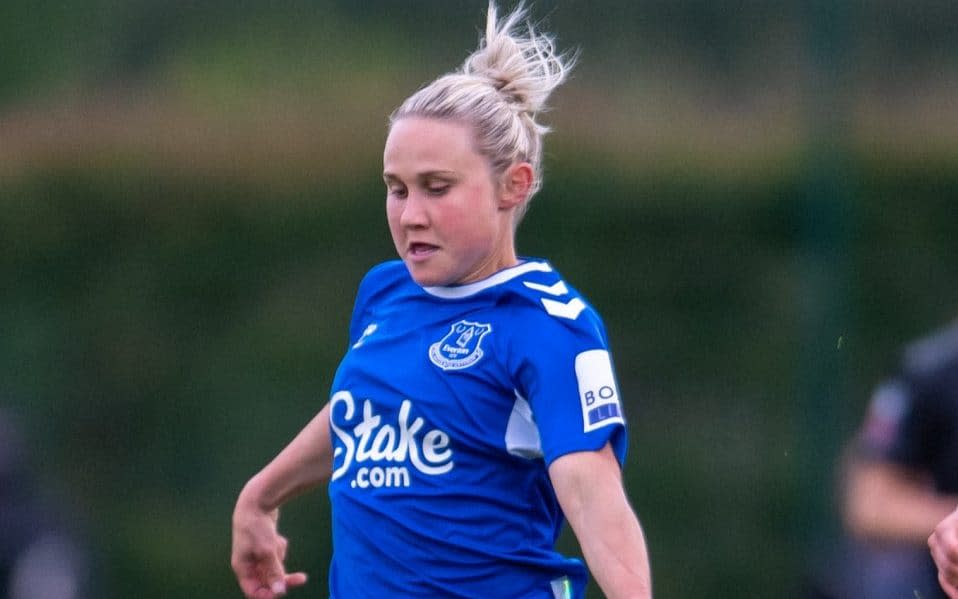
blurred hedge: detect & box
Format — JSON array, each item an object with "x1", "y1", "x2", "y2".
[
  {"x1": 3, "y1": 1, "x2": 958, "y2": 596},
  {"x1": 3, "y1": 153, "x2": 957, "y2": 597}
]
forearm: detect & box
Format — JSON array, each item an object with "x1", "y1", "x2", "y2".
[
  {"x1": 231, "y1": 409, "x2": 327, "y2": 599},
  {"x1": 550, "y1": 446, "x2": 652, "y2": 599},
  {"x1": 844, "y1": 460, "x2": 958, "y2": 544},
  {"x1": 574, "y1": 492, "x2": 651, "y2": 598},
  {"x1": 238, "y1": 404, "x2": 334, "y2": 513}
]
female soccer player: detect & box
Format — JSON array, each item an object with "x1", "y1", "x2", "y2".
[{"x1": 231, "y1": 3, "x2": 652, "y2": 598}]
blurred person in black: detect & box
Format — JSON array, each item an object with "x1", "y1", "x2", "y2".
[
  {"x1": 813, "y1": 319, "x2": 958, "y2": 598},
  {"x1": 0, "y1": 409, "x2": 89, "y2": 599}
]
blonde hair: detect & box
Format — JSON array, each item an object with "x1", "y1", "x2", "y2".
[{"x1": 390, "y1": 2, "x2": 574, "y2": 221}]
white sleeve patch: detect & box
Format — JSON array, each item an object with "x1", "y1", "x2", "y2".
[
  {"x1": 504, "y1": 393, "x2": 544, "y2": 460},
  {"x1": 575, "y1": 350, "x2": 625, "y2": 432}
]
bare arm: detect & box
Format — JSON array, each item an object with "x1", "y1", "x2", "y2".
[
  {"x1": 930, "y1": 506, "x2": 958, "y2": 598},
  {"x1": 231, "y1": 403, "x2": 334, "y2": 598},
  {"x1": 843, "y1": 456, "x2": 958, "y2": 545},
  {"x1": 549, "y1": 443, "x2": 652, "y2": 599},
  {"x1": 239, "y1": 403, "x2": 335, "y2": 510}
]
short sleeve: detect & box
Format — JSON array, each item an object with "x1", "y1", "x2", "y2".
[
  {"x1": 858, "y1": 374, "x2": 943, "y2": 469},
  {"x1": 510, "y1": 308, "x2": 628, "y2": 467},
  {"x1": 857, "y1": 378, "x2": 913, "y2": 459}
]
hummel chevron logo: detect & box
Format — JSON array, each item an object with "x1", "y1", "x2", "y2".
[
  {"x1": 523, "y1": 280, "x2": 569, "y2": 296},
  {"x1": 541, "y1": 297, "x2": 586, "y2": 320}
]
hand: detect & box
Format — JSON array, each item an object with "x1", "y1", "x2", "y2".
[
  {"x1": 930, "y1": 506, "x2": 958, "y2": 598},
  {"x1": 232, "y1": 504, "x2": 308, "y2": 598}
]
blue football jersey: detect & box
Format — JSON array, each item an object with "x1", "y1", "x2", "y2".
[{"x1": 326, "y1": 259, "x2": 628, "y2": 598}]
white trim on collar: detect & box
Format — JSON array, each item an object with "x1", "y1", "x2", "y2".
[{"x1": 422, "y1": 261, "x2": 553, "y2": 299}]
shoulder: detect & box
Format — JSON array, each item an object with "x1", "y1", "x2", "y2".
[
  {"x1": 354, "y1": 260, "x2": 412, "y2": 312},
  {"x1": 358, "y1": 260, "x2": 408, "y2": 288},
  {"x1": 493, "y1": 260, "x2": 608, "y2": 347},
  {"x1": 901, "y1": 318, "x2": 958, "y2": 383},
  {"x1": 355, "y1": 260, "x2": 411, "y2": 303},
  {"x1": 512, "y1": 260, "x2": 605, "y2": 328}
]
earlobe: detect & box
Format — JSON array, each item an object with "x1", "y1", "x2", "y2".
[{"x1": 500, "y1": 162, "x2": 534, "y2": 210}]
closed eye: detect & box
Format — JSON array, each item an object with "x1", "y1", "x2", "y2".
[{"x1": 387, "y1": 185, "x2": 408, "y2": 199}]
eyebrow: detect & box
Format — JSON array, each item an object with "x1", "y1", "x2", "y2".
[{"x1": 383, "y1": 170, "x2": 458, "y2": 183}]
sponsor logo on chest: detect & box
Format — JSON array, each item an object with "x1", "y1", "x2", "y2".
[{"x1": 330, "y1": 390, "x2": 454, "y2": 489}]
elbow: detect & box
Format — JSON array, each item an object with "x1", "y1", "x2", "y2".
[
  {"x1": 842, "y1": 494, "x2": 878, "y2": 539},
  {"x1": 840, "y1": 463, "x2": 884, "y2": 540}
]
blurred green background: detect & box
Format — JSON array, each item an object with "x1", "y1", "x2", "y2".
[{"x1": 2, "y1": 1, "x2": 957, "y2": 597}]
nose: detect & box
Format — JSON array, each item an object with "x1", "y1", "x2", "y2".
[{"x1": 399, "y1": 192, "x2": 429, "y2": 228}]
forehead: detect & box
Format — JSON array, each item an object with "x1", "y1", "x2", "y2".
[{"x1": 383, "y1": 117, "x2": 483, "y2": 175}]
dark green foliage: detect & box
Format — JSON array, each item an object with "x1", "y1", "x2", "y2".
[
  {"x1": 3, "y1": 157, "x2": 956, "y2": 597},
  {"x1": 2, "y1": 1, "x2": 958, "y2": 597}
]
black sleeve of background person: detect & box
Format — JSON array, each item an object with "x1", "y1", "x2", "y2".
[
  {"x1": 888, "y1": 355, "x2": 958, "y2": 492},
  {"x1": 880, "y1": 372, "x2": 926, "y2": 468},
  {"x1": 916, "y1": 360, "x2": 958, "y2": 493},
  {"x1": 887, "y1": 370, "x2": 945, "y2": 467}
]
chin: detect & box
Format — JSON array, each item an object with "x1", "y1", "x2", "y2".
[{"x1": 404, "y1": 263, "x2": 448, "y2": 287}]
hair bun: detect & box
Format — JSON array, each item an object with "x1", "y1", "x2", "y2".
[
  {"x1": 389, "y1": 2, "x2": 574, "y2": 213},
  {"x1": 462, "y1": 2, "x2": 574, "y2": 115}
]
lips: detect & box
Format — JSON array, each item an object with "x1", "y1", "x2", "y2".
[{"x1": 408, "y1": 242, "x2": 439, "y2": 257}]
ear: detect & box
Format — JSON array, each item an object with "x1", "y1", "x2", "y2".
[{"x1": 498, "y1": 162, "x2": 534, "y2": 210}]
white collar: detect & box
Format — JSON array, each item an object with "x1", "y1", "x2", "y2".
[{"x1": 422, "y1": 261, "x2": 552, "y2": 299}]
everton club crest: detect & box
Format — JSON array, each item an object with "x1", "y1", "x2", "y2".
[{"x1": 428, "y1": 320, "x2": 493, "y2": 371}]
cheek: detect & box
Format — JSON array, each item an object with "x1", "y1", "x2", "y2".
[
  {"x1": 448, "y1": 187, "x2": 497, "y2": 230},
  {"x1": 386, "y1": 201, "x2": 403, "y2": 237},
  {"x1": 386, "y1": 198, "x2": 400, "y2": 223},
  {"x1": 435, "y1": 202, "x2": 484, "y2": 245}
]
